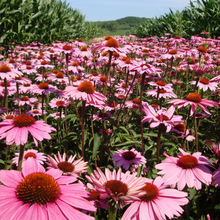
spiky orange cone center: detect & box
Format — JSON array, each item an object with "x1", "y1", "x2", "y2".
[{"x1": 16, "y1": 172, "x2": 60, "y2": 204}]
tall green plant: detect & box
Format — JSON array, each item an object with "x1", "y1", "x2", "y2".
[
  {"x1": 0, "y1": 0, "x2": 100, "y2": 47},
  {"x1": 134, "y1": 0, "x2": 220, "y2": 38}
]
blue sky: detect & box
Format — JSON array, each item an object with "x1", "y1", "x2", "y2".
[{"x1": 65, "y1": 0, "x2": 192, "y2": 21}]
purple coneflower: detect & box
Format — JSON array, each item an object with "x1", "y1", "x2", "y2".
[
  {"x1": 122, "y1": 176, "x2": 188, "y2": 220},
  {"x1": 112, "y1": 149, "x2": 146, "y2": 170},
  {"x1": 46, "y1": 151, "x2": 88, "y2": 177},
  {"x1": 0, "y1": 158, "x2": 96, "y2": 219},
  {"x1": 168, "y1": 92, "x2": 219, "y2": 116},
  {"x1": 155, "y1": 148, "x2": 214, "y2": 190},
  {"x1": 0, "y1": 114, "x2": 56, "y2": 146}
]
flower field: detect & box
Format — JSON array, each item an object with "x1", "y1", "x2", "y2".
[{"x1": 0, "y1": 34, "x2": 219, "y2": 219}]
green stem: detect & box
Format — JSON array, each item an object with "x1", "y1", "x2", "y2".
[
  {"x1": 104, "y1": 51, "x2": 113, "y2": 96},
  {"x1": 140, "y1": 73, "x2": 146, "y2": 156},
  {"x1": 17, "y1": 145, "x2": 25, "y2": 171},
  {"x1": 4, "y1": 78, "x2": 8, "y2": 113},
  {"x1": 81, "y1": 101, "x2": 86, "y2": 159},
  {"x1": 108, "y1": 203, "x2": 117, "y2": 220},
  {"x1": 5, "y1": 145, "x2": 9, "y2": 169},
  {"x1": 193, "y1": 113, "x2": 199, "y2": 151},
  {"x1": 156, "y1": 126, "x2": 162, "y2": 163}
]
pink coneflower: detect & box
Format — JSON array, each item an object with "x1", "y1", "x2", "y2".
[
  {"x1": 12, "y1": 149, "x2": 46, "y2": 168},
  {"x1": 205, "y1": 139, "x2": 220, "y2": 158},
  {"x1": 13, "y1": 96, "x2": 38, "y2": 106},
  {"x1": 46, "y1": 151, "x2": 88, "y2": 177},
  {"x1": 112, "y1": 149, "x2": 146, "y2": 170},
  {"x1": 95, "y1": 38, "x2": 123, "y2": 53},
  {"x1": 30, "y1": 82, "x2": 57, "y2": 95},
  {"x1": 0, "y1": 114, "x2": 56, "y2": 146},
  {"x1": 28, "y1": 108, "x2": 47, "y2": 117},
  {"x1": 11, "y1": 75, "x2": 32, "y2": 85},
  {"x1": 121, "y1": 176, "x2": 188, "y2": 220},
  {"x1": 65, "y1": 81, "x2": 107, "y2": 105},
  {"x1": 0, "y1": 158, "x2": 96, "y2": 219},
  {"x1": 92, "y1": 111, "x2": 112, "y2": 121},
  {"x1": 148, "y1": 80, "x2": 173, "y2": 91},
  {"x1": 49, "y1": 112, "x2": 65, "y2": 119},
  {"x1": 146, "y1": 88, "x2": 177, "y2": 99},
  {"x1": 0, "y1": 64, "x2": 22, "y2": 80},
  {"x1": 49, "y1": 97, "x2": 70, "y2": 108},
  {"x1": 86, "y1": 168, "x2": 145, "y2": 204},
  {"x1": 99, "y1": 128, "x2": 113, "y2": 135},
  {"x1": 142, "y1": 105, "x2": 183, "y2": 132},
  {"x1": 125, "y1": 98, "x2": 146, "y2": 110},
  {"x1": 155, "y1": 148, "x2": 214, "y2": 190},
  {"x1": 0, "y1": 111, "x2": 17, "y2": 120},
  {"x1": 0, "y1": 80, "x2": 17, "y2": 96},
  {"x1": 19, "y1": 63, "x2": 37, "y2": 75},
  {"x1": 19, "y1": 82, "x2": 33, "y2": 94},
  {"x1": 190, "y1": 78, "x2": 218, "y2": 91},
  {"x1": 47, "y1": 71, "x2": 69, "y2": 84},
  {"x1": 168, "y1": 92, "x2": 219, "y2": 116},
  {"x1": 171, "y1": 123, "x2": 195, "y2": 142}
]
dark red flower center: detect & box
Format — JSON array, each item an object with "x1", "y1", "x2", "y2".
[
  {"x1": 57, "y1": 161, "x2": 75, "y2": 173},
  {"x1": 186, "y1": 93, "x2": 201, "y2": 103},
  {"x1": 87, "y1": 189, "x2": 100, "y2": 201},
  {"x1": 78, "y1": 81, "x2": 95, "y2": 94},
  {"x1": 33, "y1": 110, "x2": 40, "y2": 114},
  {"x1": 26, "y1": 65, "x2": 32, "y2": 70},
  {"x1": 122, "y1": 151, "x2": 136, "y2": 160},
  {"x1": 13, "y1": 114, "x2": 35, "y2": 127},
  {"x1": 156, "y1": 81, "x2": 166, "y2": 86},
  {"x1": 100, "y1": 76, "x2": 107, "y2": 82},
  {"x1": 197, "y1": 46, "x2": 207, "y2": 53},
  {"x1": 16, "y1": 172, "x2": 60, "y2": 205},
  {"x1": 104, "y1": 180, "x2": 128, "y2": 196},
  {"x1": 81, "y1": 46, "x2": 88, "y2": 51},
  {"x1": 0, "y1": 81, "x2": 10, "y2": 87},
  {"x1": 56, "y1": 100, "x2": 65, "y2": 107},
  {"x1": 63, "y1": 45, "x2": 73, "y2": 51},
  {"x1": 15, "y1": 75, "x2": 22, "y2": 80},
  {"x1": 0, "y1": 64, "x2": 11, "y2": 73},
  {"x1": 177, "y1": 155, "x2": 198, "y2": 169},
  {"x1": 24, "y1": 152, "x2": 37, "y2": 160},
  {"x1": 156, "y1": 88, "x2": 167, "y2": 93},
  {"x1": 56, "y1": 72, "x2": 64, "y2": 78},
  {"x1": 21, "y1": 96, "x2": 29, "y2": 101},
  {"x1": 23, "y1": 83, "x2": 31, "y2": 87},
  {"x1": 168, "y1": 50, "x2": 177, "y2": 55},
  {"x1": 174, "y1": 123, "x2": 186, "y2": 133},
  {"x1": 105, "y1": 38, "x2": 119, "y2": 48},
  {"x1": 108, "y1": 102, "x2": 117, "y2": 107},
  {"x1": 6, "y1": 115, "x2": 14, "y2": 119},
  {"x1": 72, "y1": 62, "x2": 79, "y2": 66},
  {"x1": 41, "y1": 61, "x2": 48, "y2": 65},
  {"x1": 92, "y1": 72, "x2": 99, "y2": 76},
  {"x1": 199, "y1": 78, "x2": 209, "y2": 85},
  {"x1": 9, "y1": 59, "x2": 15, "y2": 63},
  {"x1": 156, "y1": 114, "x2": 169, "y2": 121},
  {"x1": 140, "y1": 183, "x2": 159, "y2": 202},
  {"x1": 38, "y1": 83, "x2": 49, "y2": 90},
  {"x1": 132, "y1": 98, "x2": 141, "y2": 105}
]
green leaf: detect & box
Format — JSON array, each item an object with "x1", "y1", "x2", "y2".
[{"x1": 92, "y1": 134, "x2": 101, "y2": 158}]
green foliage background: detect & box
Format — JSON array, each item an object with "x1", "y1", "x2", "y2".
[
  {"x1": 0, "y1": 0, "x2": 102, "y2": 47},
  {"x1": 134, "y1": 0, "x2": 220, "y2": 38}
]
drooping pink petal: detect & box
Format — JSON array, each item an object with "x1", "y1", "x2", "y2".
[{"x1": 0, "y1": 170, "x2": 22, "y2": 187}]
